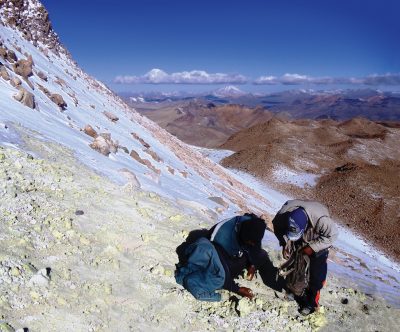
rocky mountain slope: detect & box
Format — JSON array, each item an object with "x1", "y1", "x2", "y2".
[
  {"x1": 221, "y1": 117, "x2": 400, "y2": 260},
  {"x1": 0, "y1": 1, "x2": 399, "y2": 331}
]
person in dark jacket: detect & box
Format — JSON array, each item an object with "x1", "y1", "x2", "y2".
[
  {"x1": 175, "y1": 213, "x2": 267, "y2": 301},
  {"x1": 272, "y1": 200, "x2": 338, "y2": 315}
]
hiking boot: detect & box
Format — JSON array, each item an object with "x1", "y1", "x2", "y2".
[{"x1": 299, "y1": 305, "x2": 315, "y2": 316}]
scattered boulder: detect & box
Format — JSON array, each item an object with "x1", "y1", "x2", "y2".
[
  {"x1": 130, "y1": 149, "x2": 160, "y2": 174},
  {"x1": 131, "y1": 132, "x2": 150, "y2": 148},
  {"x1": 119, "y1": 145, "x2": 129, "y2": 154},
  {"x1": 103, "y1": 111, "x2": 119, "y2": 122},
  {"x1": 13, "y1": 87, "x2": 35, "y2": 109},
  {"x1": 0, "y1": 65, "x2": 10, "y2": 80},
  {"x1": 89, "y1": 133, "x2": 118, "y2": 156},
  {"x1": 146, "y1": 148, "x2": 163, "y2": 162},
  {"x1": 37, "y1": 83, "x2": 50, "y2": 96},
  {"x1": 55, "y1": 76, "x2": 66, "y2": 87},
  {"x1": 50, "y1": 93, "x2": 67, "y2": 110},
  {"x1": 7, "y1": 50, "x2": 17, "y2": 62},
  {"x1": 36, "y1": 70, "x2": 48, "y2": 81},
  {"x1": 90, "y1": 136, "x2": 110, "y2": 156},
  {"x1": 83, "y1": 124, "x2": 98, "y2": 138},
  {"x1": 100, "y1": 133, "x2": 118, "y2": 153},
  {"x1": 75, "y1": 210, "x2": 84, "y2": 216},
  {"x1": 13, "y1": 55, "x2": 33, "y2": 78},
  {"x1": 10, "y1": 76, "x2": 22, "y2": 87},
  {"x1": 0, "y1": 47, "x2": 7, "y2": 59}
]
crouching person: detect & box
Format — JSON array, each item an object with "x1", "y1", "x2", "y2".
[
  {"x1": 272, "y1": 200, "x2": 338, "y2": 315},
  {"x1": 175, "y1": 213, "x2": 266, "y2": 301}
]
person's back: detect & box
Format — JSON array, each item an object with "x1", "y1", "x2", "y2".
[{"x1": 175, "y1": 213, "x2": 266, "y2": 301}]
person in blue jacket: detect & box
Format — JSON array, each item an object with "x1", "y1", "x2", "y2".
[{"x1": 175, "y1": 213, "x2": 266, "y2": 301}]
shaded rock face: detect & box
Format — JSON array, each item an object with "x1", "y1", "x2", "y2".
[
  {"x1": 50, "y1": 93, "x2": 67, "y2": 110},
  {"x1": 0, "y1": 0, "x2": 70, "y2": 57},
  {"x1": 13, "y1": 87, "x2": 35, "y2": 109},
  {"x1": 13, "y1": 55, "x2": 33, "y2": 78}
]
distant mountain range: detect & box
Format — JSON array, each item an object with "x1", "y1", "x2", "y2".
[{"x1": 120, "y1": 87, "x2": 400, "y2": 121}]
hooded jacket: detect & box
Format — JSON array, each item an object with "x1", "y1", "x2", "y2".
[{"x1": 273, "y1": 200, "x2": 338, "y2": 253}]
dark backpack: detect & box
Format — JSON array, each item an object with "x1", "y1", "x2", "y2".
[{"x1": 278, "y1": 241, "x2": 310, "y2": 297}]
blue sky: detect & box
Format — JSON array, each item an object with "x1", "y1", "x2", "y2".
[{"x1": 42, "y1": 0, "x2": 400, "y2": 93}]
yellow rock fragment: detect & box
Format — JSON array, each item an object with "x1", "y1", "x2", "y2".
[
  {"x1": 57, "y1": 297, "x2": 67, "y2": 306},
  {"x1": 30, "y1": 291, "x2": 40, "y2": 300},
  {"x1": 307, "y1": 307, "x2": 327, "y2": 331},
  {"x1": 52, "y1": 229, "x2": 64, "y2": 239},
  {"x1": 164, "y1": 269, "x2": 173, "y2": 277},
  {"x1": 104, "y1": 283, "x2": 112, "y2": 295},
  {"x1": 169, "y1": 214, "x2": 183, "y2": 222},
  {"x1": 80, "y1": 236, "x2": 90, "y2": 245},
  {"x1": 64, "y1": 220, "x2": 72, "y2": 229},
  {"x1": 10, "y1": 267, "x2": 20, "y2": 277}
]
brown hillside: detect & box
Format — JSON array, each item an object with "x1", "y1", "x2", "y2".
[
  {"x1": 137, "y1": 102, "x2": 273, "y2": 148},
  {"x1": 221, "y1": 117, "x2": 400, "y2": 260}
]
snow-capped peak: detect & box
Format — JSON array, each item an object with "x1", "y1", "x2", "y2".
[{"x1": 213, "y1": 85, "x2": 246, "y2": 98}]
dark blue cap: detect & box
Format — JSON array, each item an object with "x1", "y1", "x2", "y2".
[{"x1": 287, "y1": 208, "x2": 308, "y2": 241}]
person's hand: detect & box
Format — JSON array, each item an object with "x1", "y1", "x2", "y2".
[
  {"x1": 302, "y1": 246, "x2": 314, "y2": 256},
  {"x1": 238, "y1": 287, "x2": 254, "y2": 299},
  {"x1": 247, "y1": 265, "x2": 256, "y2": 281}
]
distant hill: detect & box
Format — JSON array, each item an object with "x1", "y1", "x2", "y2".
[
  {"x1": 220, "y1": 117, "x2": 400, "y2": 260},
  {"x1": 122, "y1": 88, "x2": 400, "y2": 121},
  {"x1": 133, "y1": 100, "x2": 273, "y2": 147}
]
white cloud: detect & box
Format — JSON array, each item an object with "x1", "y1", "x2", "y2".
[
  {"x1": 363, "y1": 73, "x2": 400, "y2": 86},
  {"x1": 254, "y1": 73, "x2": 400, "y2": 86},
  {"x1": 114, "y1": 68, "x2": 248, "y2": 84},
  {"x1": 254, "y1": 73, "x2": 334, "y2": 85},
  {"x1": 253, "y1": 75, "x2": 278, "y2": 85}
]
